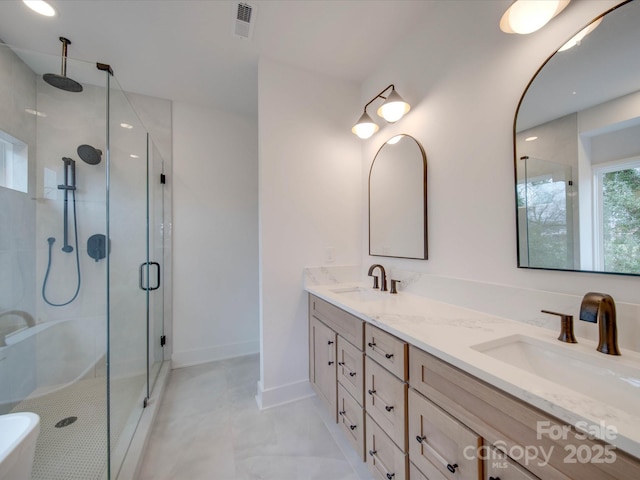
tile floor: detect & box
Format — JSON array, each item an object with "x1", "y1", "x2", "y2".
[{"x1": 138, "y1": 354, "x2": 373, "y2": 480}]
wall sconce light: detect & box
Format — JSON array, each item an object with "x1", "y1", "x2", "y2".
[
  {"x1": 351, "y1": 84, "x2": 410, "y2": 139},
  {"x1": 500, "y1": 0, "x2": 570, "y2": 34}
]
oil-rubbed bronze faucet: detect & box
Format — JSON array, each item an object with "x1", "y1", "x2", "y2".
[
  {"x1": 367, "y1": 264, "x2": 387, "y2": 291},
  {"x1": 541, "y1": 310, "x2": 577, "y2": 343},
  {"x1": 579, "y1": 292, "x2": 621, "y2": 355}
]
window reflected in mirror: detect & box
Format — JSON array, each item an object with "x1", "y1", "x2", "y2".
[{"x1": 514, "y1": 0, "x2": 640, "y2": 275}]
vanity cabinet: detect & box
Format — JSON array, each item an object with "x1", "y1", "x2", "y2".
[
  {"x1": 364, "y1": 324, "x2": 409, "y2": 479},
  {"x1": 308, "y1": 294, "x2": 640, "y2": 480},
  {"x1": 309, "y1": 294, "x2": 364, "y2": 438},
  {"x1": 408, "y1": 388, "x2": 482, "y2": 480},
  {"x1": 409, "y1": 345, "x2": 640, "y2": 480},
  {"x1": 309, "y1": 315, "x2": 337, "y2": 420}
]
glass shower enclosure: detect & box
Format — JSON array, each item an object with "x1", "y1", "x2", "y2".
[{"x1": 0, "y1": 42, "x2": 169, "y2": 479}]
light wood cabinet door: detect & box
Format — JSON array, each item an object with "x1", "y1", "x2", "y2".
[
  {"x1": 337, "y1": 335, "x2": 364, "y2": 405},
  {"x1": 366, "y1": 414, "x2": 408, "y2": 480},
  {"x1": 410, "y1": 460, "x2": 439, "y2": 480},
  {"x1": 485, "y1": 446, "x2": 540, "y2": 480},
  {"x1": 365, "y1": 356, "x2": 407, "y2": 451},
  {"x1": 365, "y1": 323, "x2": 408, "y2": 381},
  {"x1": 338, "y1": 383, "x2": 365, "y2": 461},
  {"x1": 309, "y1": 316, "x2": 337, "y2": 421},
  {"x1": 408, "y1": 388, "x2": 482, "y2": 480},
  {"x1": 309, "y1": 294, "x2": 363, "y2": 349}
]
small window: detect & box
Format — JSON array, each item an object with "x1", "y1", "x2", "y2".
[
  {"x1": 593, "y1": 158, "x2": 640, "y2": 273},
  {"x1": 0, "y1": 131, "x2": 28, "y2": 193}
]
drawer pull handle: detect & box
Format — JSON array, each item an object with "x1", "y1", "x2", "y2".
[
  {"x1": 338, "y1": 362, "x2": 344, "y2": 366},
  {"x1": 368, "y1": 341, "x2": 394, "y2": 360},
  {"x1": 328, "y1": 340, "x2": 334, "y2": 345},
  {"x1": 368, "y1": 389, "x2": 376, "y2": 395},
  {"x1": 339, "y1": 411, "x2": 345, "y2": 416},
  {"x1": 385, "y1": 405, "x2": 394, "y2": 412},
  {"x1": 349, "y1": 371, "x2": 356, "y2": 377},
  {"x1": 369, "y1": 449, "x2": 395, "y2": 480},
  {"x1": 418, "y1": 434, "x2": 458, "y2": 475},
  {"x1": 349, "y1": 424, "x2": 357, "y2": 431},
  {"x1": 328, "y1": 361, "x2": 334, "y2": 366}
]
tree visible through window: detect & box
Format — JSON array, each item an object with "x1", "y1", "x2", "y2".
[{"x1": 600, "y1": 164, "x2": 640, "y2": 273}]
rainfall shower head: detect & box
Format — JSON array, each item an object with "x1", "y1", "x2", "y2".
[
  {"x1": 77, "y1": 144, "x2": 102, "y2": 165},
  {"x1": 43, "y1": 37, "x2": 83, "y2": 93}
]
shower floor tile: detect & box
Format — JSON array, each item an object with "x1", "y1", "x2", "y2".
[
  {"x1": 138, "y1": 354, "x2": 373, "y2": 480},
  {"x1": 12, "y1": 374, "x2": 144, "y2": 480}
]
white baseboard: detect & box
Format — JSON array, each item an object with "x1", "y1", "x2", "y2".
[
  {"x1": 171, "y1": 339, "x2": 259, "y2": 368},
  {"x1": 255, "y1": 378, "x2": 315, "y2": 410}
]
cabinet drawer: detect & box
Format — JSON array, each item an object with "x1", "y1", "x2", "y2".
[
  {"x1": 310, "y1": 295, "x2": 363, "y2": 349},
  {"x1": 365, "y1": 356, "x2": 407, "y2": 451},
  {"x1": 409, "y1": 461, "x2": 434, "y2": 480},
  {"x1": 366, "y1": 414, "x2": 408, "y2": 480},
  {"x1": 309, "y1": 316, "x2": 337, "y2": 421},
  {"x1": 365, "y1": 323, "x2": 407, "y2": 380},
  {"x1": 338, "y1": 383, "x2": 365, "y2": 461},
  {"x1": 485, "y1": 446, "x2": 540, "y2": 480},
  {"x1": 337, "y1": 336, "x2": 364, "y2": 405},
  {"x1": 408, "y1": 388, "x2": 482, "y2": 480}
]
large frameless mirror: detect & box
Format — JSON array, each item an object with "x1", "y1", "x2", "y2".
[
  {"x1": 369, "y1": 134, "x2": 427, "y2": 259},
  {"x1": 514, "y1": 0, "x2": 640, "y2": 275}
]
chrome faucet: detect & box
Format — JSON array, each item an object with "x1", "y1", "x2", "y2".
[
  {"x1": 579, "y1": 292, "x2": 620, "y2": 355},
  {"x1": 367, "y1": 264, "x2": 387, "y2": 292}
]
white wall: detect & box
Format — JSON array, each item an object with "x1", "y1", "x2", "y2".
[
  {"x1": 257, "y1": 58, "x2": 362, "y2": 408},
  {"x1": 357, "y1": 0, "x2": 640, "y2": 302},
  {"x1": 172, "y1": 101, "x2": 259, "y2": 367}
]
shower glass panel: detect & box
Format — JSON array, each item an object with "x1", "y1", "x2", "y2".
[
  {"x1": 107, "y1": 75, "x2": 149, "y2": 478},
  {"x1": 149, "y1": 138, "x2": 166, "y2": 390},
  {"x1": 517, "y1": 156, "x2": 574, "y2": 269},
  {"x1": 0, "y1": 42, "x2": 167, "y2": 479}
]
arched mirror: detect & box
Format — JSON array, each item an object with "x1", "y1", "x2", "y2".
[
  {"x1": 514, "y1": 0, "x2": 640, "y2": 275},
  {"x1": 369, "y1": 134, "x2": 427, "y2": 259}
]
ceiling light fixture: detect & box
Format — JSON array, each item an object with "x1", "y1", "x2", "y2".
[
  {"x1": 120, "y1": 123, "x2": 133, "y2": 129},
  {"x1": 500, "y1": 0, "x2": 570, "y2": 34},
  {"x1": 23, "y1": 0, "x2": 56, "y2": 17},
  {"x1": 351, "y1": 84, "x2": 411, "y2": 139},
  {"x1": 558, "y1": 17, "x2": 602, "y2": 52},
  {"x1": 525, "y1": 136, "x2": 538, "y2": 141}
]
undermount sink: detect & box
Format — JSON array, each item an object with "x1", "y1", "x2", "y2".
[
  {"x1": 0, "y1": 412, "x2": 40, "y2": 480},
  {"x1": 472, "y1": 334, "x2": 640, "y2": 413},
  {"x1": 329, "y1": 286, "x2": 386, "y2": 302}
]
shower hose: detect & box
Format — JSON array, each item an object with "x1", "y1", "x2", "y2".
[{"x1": 42, "y1": 189, "x2": 81, "y2": 306}]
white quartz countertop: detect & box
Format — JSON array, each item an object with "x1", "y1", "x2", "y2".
[{"x1": 305, "y1": 282, "x2": 640, "y2": 460}]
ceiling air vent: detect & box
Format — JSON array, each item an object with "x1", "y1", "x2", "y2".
[{"x1": 233, "y1": 2, "x2": 257, "y2": 40}]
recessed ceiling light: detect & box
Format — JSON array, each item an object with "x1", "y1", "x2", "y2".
[
  {"x1": 130, "y1": 154, "x2": 140, "y2": 159},
  {"x1": 23, "y1": 0, "x2": 56, "y2": 17},
  {"x1": 120, "y1": 123, "x2": 133, "y2": 129},
  {"x1": 525, "y1": 136, "x2": 538, "y2": 142}
]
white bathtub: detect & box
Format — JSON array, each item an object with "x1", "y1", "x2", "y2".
[
  {"x1": 0, "y1": 412, "x2": 40, "y2": 480},
  {"x1": 0, "y1": 317, "x2": 105, "y2": 413}
]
